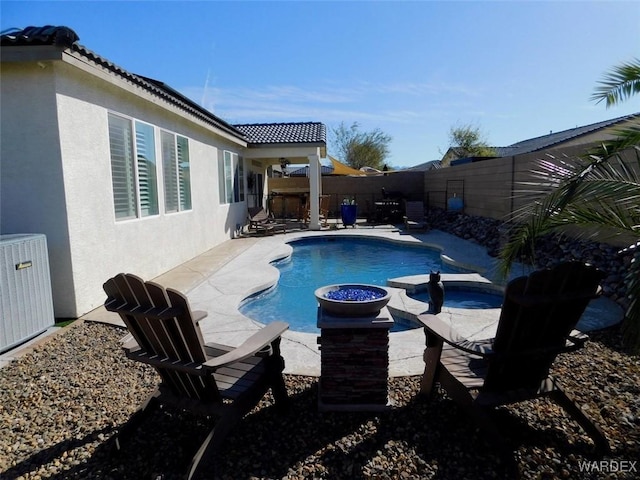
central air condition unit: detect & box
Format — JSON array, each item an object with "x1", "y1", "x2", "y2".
[{"x1": 0, "y1": 234, "x2": 55, "y2": 353}]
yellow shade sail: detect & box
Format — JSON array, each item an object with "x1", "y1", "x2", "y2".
[{"x1": 328, "y1": 156, "x2": 365, "y2": 176}]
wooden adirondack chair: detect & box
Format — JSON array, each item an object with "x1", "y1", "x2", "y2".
[
  {"x1": 416, "y1": 262, "x2": 609, "y2": 454},
  {"x1": 403, "y1": 201, "x2": 427, "y2": 230},
  {"x1": 303, "y1": 195, "x2": 330, "y2": 227},
  {"x1": 247, "y1": 206, "x2": 287, "y2": 235},
  {"x1": 103, "y1": 273, "x2": 289, "y2": 479}
]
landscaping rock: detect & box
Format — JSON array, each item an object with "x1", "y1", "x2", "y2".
[
  {"x1": 1, "y1": 321, "x2": 638, "y2": 479},
  {"x1": 425, "y1": 208, "x2": 634, "y2": 311}
]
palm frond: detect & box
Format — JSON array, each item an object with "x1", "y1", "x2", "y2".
[
  {"x1": 591, "y1": 58, "x2": 640, "y2": 107},
  {"x1": 501, "y1": 147, "x2": 640, "y2": 273}
]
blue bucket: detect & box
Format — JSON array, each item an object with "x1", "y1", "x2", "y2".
[
  {"x1": 341, "y1": 204, "x2": 357, "y2": 226},
  {"x1": 447, "y1": 196, "x2": 463, "y2": 211}
]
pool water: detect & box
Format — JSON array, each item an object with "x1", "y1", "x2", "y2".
[{"x1": 239, "y1": 236, "x2": 466, "y2": 333}]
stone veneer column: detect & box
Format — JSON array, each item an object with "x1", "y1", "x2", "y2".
[{"x1": 317, "y1": 309, "x2": 393, "y2": 411}]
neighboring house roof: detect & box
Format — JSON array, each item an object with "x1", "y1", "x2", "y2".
[
  {"x1": 496, "y1": 113, "x2": 640, "y2": 157},
  {"x1": 405, "y1": 160, "x2": 443, "y2": 171},
  {"x1": 442, "y1": 112, "x2": 639, "y2": 166},
  {"x1": 233, "y1": 122, "x2": 326, "y2": 146},
  {"x1": 1, "y1": 26, "x2": 327, "y2": 149},
  {"x1": 288, "y1": 165, "x2": 334, "y2": 177}
]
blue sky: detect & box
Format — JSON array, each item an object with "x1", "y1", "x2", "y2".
[{"x1": 2, "y1": 1, "x2": 639, "y2": 168}]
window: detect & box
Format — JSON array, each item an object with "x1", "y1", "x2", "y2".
[
  {"x1": 219, "y1": 150, "x2": 244, "y2": 204},
  {"x1": 108, "y1": 113, "x2": 159, "y2": 220},
  {"x1": 136, "y1": 122, "x2": 159, "y2": 216},
  {"x1": 161, "y1": 131, "x2": 192, "y2": 212}
]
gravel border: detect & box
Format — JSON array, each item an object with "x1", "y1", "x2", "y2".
[{"x1": 1, "y1": 321, "x2": 638, "y2": 479}]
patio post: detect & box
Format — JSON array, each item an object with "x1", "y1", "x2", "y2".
[{"x1": 308, "y1": 152, "x2": 321, "y2": 230}]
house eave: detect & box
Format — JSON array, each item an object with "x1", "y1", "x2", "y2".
[
  {"x1": 244, "y1": 142, "x2": 326, "y2": 160},
  {"x1": 1, "y1": 44, "x2": 249, "y2": 147},
  {"x1": 0, "y1": 44, "x2": 65, "y2": 62}
]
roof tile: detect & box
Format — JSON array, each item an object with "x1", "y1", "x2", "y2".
[{"x1": 234, "y1": 122, "x2": 326, "y2": 145}]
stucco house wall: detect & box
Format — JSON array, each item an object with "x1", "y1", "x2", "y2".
[{"x1": 1, "y1": 55, "x2": 248, "y2": 318}]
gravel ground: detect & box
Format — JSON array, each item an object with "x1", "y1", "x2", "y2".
[{"x1": 1, "y1": 321, "x2": 638, "y2": 480}]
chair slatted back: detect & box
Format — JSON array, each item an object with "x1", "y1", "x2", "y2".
[
  {"x1": 304, "y1": 196, "x2": 330, "y2": 225},
  {"x1": 248, "y1": 207, "x2": 269, "y2": 223},
  {"x1": 485, "y1": 262, "x2": 603, "y2": 390},
  {"x1": 104, "y1": 273, "x2": 221, "y2": 403},
  {"x1": 405, "y1": 201, "x2": 424, "y2": 221},
  {"x1": 319, "y1": 195, "x2": 330, "y2": 217}
]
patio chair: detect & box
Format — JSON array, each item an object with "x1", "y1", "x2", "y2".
[
  {"x1": 403, "y1": 200, "x2": 427, "y2": 230},
  {"x1": 103, "y1": 273, "x2": 289, "y2": 479},
  {"x1": 416, "y1": 262, "x2": 609, "y2": 454},
  {"x1": 247, "y1": 206, "x2": 287, "y2": 235},
  {"x1": 303, "y1": 195, "x2": 330, "y2": 227}
]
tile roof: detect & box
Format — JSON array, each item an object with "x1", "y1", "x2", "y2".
[
  {"x1": 233, "y1": 122, "x2": 326, "y2": 145},
  {"x1": 1, "y1": 26, "x2": 327, "y2": 147},
  {"x1": 0, "y1": 25, "x2": 79, "y2": 47}
]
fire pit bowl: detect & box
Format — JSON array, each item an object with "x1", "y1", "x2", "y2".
[{"x1": 315, "y1": 284, "x2": 391, "y2": 317}]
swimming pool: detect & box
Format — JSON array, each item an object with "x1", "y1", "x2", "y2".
[{"x1": 239, "y1": 236, "x2": 467, "y2": 333}]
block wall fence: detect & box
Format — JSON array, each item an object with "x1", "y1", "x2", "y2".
[{"x1": 267, "y1": 145, "x2": 637, "y2": 223}]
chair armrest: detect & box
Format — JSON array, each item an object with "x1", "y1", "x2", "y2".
[
  {"x1": 121, "y1": 333, "x2": 138, "y2": 352},
  {"x1": 192, "y1": 310, "x2": 207, "y2": 324},
  {"x1": 203, "y1": 321, "x2": 289, "y2": 369},
  {"x1": 568, "y1": 328, "x2": 588, "y2": 341},
  {"x1": 416, "y1": 313, "x2": 494, "y2": 357},
  {"x1": 566, "y1": 329, "x2": 589, "y2": 350}
]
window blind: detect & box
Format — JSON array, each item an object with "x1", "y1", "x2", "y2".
[
  {"x1": 177, "y1": 136, "x2": 191, "y2": 210},
  {"x1": 135, "y1": 122, "x2": 159, "y2": 216},
  {"x1": 161, "y1": 131, "x2": 179, "y2": 213},
  {"x1": 108, "y1": 114, "x2": 137, "y2": 219}
]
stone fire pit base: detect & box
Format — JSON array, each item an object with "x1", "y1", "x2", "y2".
[{"x1": 317, "y1": 309, "x2": 394, "y2": 412}]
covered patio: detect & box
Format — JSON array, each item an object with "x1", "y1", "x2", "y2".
[{"x1": 234, "y1": 122, "x2": 328, "y2": 231}]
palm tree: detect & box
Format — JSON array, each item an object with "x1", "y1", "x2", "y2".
[{"x1": 499, "y1": 59, "x2": 640, "y2": 353}]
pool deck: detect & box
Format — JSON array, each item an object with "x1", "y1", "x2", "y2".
[{"x1": 74, "y1": 224, "x2": 624, "y2": 377}]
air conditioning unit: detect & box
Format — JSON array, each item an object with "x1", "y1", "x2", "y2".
[{"x1": 1, "y1": 234, "x2": 55, "y2": 353}]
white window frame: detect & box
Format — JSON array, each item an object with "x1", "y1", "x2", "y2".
[
  {"x1": 107, "y1": 113, "x2": 159, "y2": 221},
  {"x1": 219, "y1": 150, "x2": 245, "y2": 205},
  {"x1": 161, "y1": 130, "x2": 192, "y2": 213}
]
